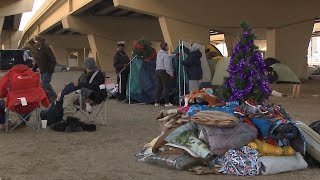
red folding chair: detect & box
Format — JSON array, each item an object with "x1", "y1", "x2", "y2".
[{"x1": 4, "y1": 67, "x2": 49, "y2": 133}]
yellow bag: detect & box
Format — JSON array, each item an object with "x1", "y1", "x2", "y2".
[{"x1": 248, "y1": 139, "x2": 296, "y2": 156}]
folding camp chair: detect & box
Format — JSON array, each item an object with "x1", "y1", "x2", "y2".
[
  {"x1": 5, "y1": 106, "x2": 41, "y2": 133},
  {"x1": 72, "y1": 71, "x2": 108, "y2": 126},
  {"x1": 3, "y1": 67, "x2": 49, "y2": 133},
  {"x1": 73, "y1": 98, "x2": 107, "y2": 126}
]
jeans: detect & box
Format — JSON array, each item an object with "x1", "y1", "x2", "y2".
[
  {"x1": 155, "y1": 70, "x2": 170, "y2": 104},
  {"x1": 41, "y1": 72, "x2": 57, "y2": 100}
]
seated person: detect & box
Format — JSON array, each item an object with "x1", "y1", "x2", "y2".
[
  {"x1": 56, "y1": 57, "x2": 106, "y2": 120},
  {"x1": 0, "y1": 55, "x2": 49, "y2": 130}
]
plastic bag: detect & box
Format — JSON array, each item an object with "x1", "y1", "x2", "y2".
[{"x1": 136, "y1": 148, "x2": 202, "y2": 170}]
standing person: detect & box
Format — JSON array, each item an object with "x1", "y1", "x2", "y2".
[
  {"x1": 155, "y1": 42, "x2": 175, "y2": 107},
  {"x1": 34, "y1": 35, "x2": 57, "y2": 103},
  {"x1": 181, "y1": 43, "x2": 203, "y2": 93},
  {"x1": 114, "y1": 42, "x2": 130, "y2": 101},
  {"x1": 23, "y1": 38, "x2": 39, "y2": 72}
]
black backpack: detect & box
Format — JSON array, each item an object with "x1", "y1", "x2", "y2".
[{"x1": 40, "y1": 101, "x2": 63, "y2": 125}]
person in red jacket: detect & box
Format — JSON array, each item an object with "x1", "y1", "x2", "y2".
[{"x1": 0, "y1": 55, "x2": 49, "y2": 130}]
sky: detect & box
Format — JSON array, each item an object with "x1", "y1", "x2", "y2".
[{"x1": 19, "y1": 0, "x2": 46, "y2": 31}]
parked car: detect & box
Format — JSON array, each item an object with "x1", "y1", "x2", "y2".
[{"x1": 0, "y1": 49, "x2": 33, "y2": 70}]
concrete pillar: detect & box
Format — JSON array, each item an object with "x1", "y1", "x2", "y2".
[
  {"x1": 0, "y1": 30, "x2": 22, "y2": 49},
  {"x1": 266, "y1": 20, "x2": 314, "y2": 79},
  {"x1": 224, "y1": 34, "x2": 238, "y2": 57},
  {"x1": 78, "y1": 48, "x2": 90, "y2": 67},
  {"x1": 158, "y1": 16, "x2": 209, "y2": 50},
  {"x1": 266, "y1": 29, "x2": 276, "y2": 58},
  {"x1": 50, "y1": 46, "x2": 68, "y2": 65},
  {"x1": 45, "y1": 35, "x2": 90, "y2": 67},
  {"x1": 87, "y1": 34, "x2": 116, "y2": 72}
]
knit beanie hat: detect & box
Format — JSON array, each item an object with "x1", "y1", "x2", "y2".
[{"x1": 84, "y1": 57, "x2": 97, "y2": 70}]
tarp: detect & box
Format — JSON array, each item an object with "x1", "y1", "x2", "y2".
[
  {"x1": 270, "y1": 63, "x2": 300, "y2": 84},
  {"x1": 211, "y1": 57, "x2": 230, "y2": 85},
  {"x1": 128, "y1": 57, "x2": 182, "y2": 104}
]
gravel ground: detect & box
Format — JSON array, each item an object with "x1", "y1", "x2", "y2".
[{"x1": 0, "y1": 71, "x2": 320, "y2": 180}]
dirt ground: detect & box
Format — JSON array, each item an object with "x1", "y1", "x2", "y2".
[{"x1": 0, "y1": 71, "x2": 320, "y2": 180}]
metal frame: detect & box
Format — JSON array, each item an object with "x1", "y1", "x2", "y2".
[
  {"x1": 126, "y1": 44, "x2": 189, "y2": 105},
  {"x1": 178, "y1": 39, "x2": 187, "y2": 106},
  {"x1": 115, "y1": 55, "x2": 137, "y2": 105},
  {"x1": 73, "y1": 100, "x2": 107, "y2": 126},
  {"x1": 5, "y1": 107, "x2": 41, "y2": 133}
]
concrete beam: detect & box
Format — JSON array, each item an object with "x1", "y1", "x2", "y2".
[
  {"x1": 112, "y1": 9, "x2": 129, "y2": 16},
  {"x1": 19, "y1": 0, "x2": 100, "y2": 48},
  {"x1": 159, "y1": 16, "x2": 209, "y2": 49},
  {"x1": 0, "y1": 17, "x2": 4, "y2": 38},
  {"x1": 87, "y1": 34, "x2": 116, "y2": 71},
  {"x1": 114, "y1": 0, "x2": 320, "y2": 28},
  {"x1": 70, "y1": 0, "x2": 102, "y2": 15},
  {"x1": 224, "y1": 34, "x2": 238, "y2": 57},
  {"x1": 44, "y1": 35, "x2": 90, "y2": 66},
  {"x1": 45, "y1": 35, "x2": 90, "y2": 49},
  {"x1": 13, "y1": 14, "x2": 22, "y2": 31},
  {"x1": 1, "y1": 30, "x2": 22, "y2": 49},
  {"x1": 0, "y1": 0, "x2": 34, "y2": 17},
  {"x1": 62, "y1": 16, "x2": 163, "y2": 41},
  {"x1": 95, "y1": 6, "x2": 116, "y2": 15}
]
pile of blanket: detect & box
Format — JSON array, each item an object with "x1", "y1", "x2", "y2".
[{"x1": 136, "y1": 88, "x2": 313, "y2": 176}]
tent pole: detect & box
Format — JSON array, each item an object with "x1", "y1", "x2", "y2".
[
  {"x1": 119, "y1": 74, "x2": 122, "y2": 94},
  {"x1": 182, "y1": 40, "x2": 186, "y2": 96},
  {"x1": 178, "y1": 39, "x2": 182, "y2": 106},
  {"x1": 179, "y1": 39, "x2": 206, "y2": 45},
  {"x1": 128, "y1": 55, "x2": 137, "y2": 105}
]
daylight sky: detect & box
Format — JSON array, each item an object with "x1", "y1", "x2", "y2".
[{"x1": 19, "y1": 0, "x2": 46, "y2": 31}]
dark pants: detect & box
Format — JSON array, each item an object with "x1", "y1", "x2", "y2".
[
  {"x1": 41, "y1": 72, "x2": 57, "y2": 101},
  {"x1": 155, "y1": 70, "x2": 170, "y2": 104},
  {"x1": 117, "y1": 73, "x2": 129, "y2": 100},
  {"x1": 32, "y1": 63, "x2": 38, "y2": 72}
]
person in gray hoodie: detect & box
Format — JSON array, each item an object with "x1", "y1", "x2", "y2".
[{"x1": 155, "y1": 42, "x2": 176, "y2": 107}]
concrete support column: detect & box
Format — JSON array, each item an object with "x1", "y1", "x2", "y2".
[
  {"x1": 266, "y1": 20, "x2": 314, "y2": 79},
  {"x1": 158, "y1": 16, "x2": 209, "y2": 50},
  {"x1": 45, "y1": 35, "x2": 90, "y2": 67},
  {"x1": 0, "y1": 30, "x2": 22, "y2": 49},
  {"x1": 50, "y1": 46, "x2": 68, "y2": 65},
  {"x1": 78, "y1": 48, "x2": 90, "y2": 67},
  {"x1": 87, "y1": 34, "x2": 116, "y2": 72},
  {"x1": 265, "y1": 29, "x2": 276, "y2": 58},
  {"x1": 224, "y1": 34, "x2": 238, "y2": 57}
]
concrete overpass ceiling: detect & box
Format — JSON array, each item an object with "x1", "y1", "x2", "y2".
[
  {"x1": 114, "y1": 0, "x2": 320, "y2": 28},
  {"x1": 44, "y1": 22, "x2": 82, "y2": 36},
  {"x1": 78, "y1": 0, "x2": 156, "y2": 19},
  {"x1": 2, "y1": 14, "x2": 22, "y2": 31}
]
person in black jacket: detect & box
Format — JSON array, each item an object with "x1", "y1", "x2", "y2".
[
  {"x1": 181, "y1": 43, "x2": 203, "y2": 93},
  {"x1": 52, "y1": 58, "x2": 106, "y2": 119},
  {"x1": 34, "y1": 35, "x2": 57, "y2": 103},
  {"x1": 114, "y1": 43, "x2": 130, "y2": 101}
]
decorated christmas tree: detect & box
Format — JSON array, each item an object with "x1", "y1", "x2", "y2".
[
  {"x1": 220, "y1": 22, "x2": 271, "y2": 103},
  {"x1": 133, "y1": 39, "x2": 157, "y2": 61}
]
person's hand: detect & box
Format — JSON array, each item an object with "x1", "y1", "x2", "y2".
[
  {"x1": 170, "y1": 75, "x2": 175, "y2": 80},
  {"x1": 73, "y1": 81, "x2": 78, "y2": 86}
]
